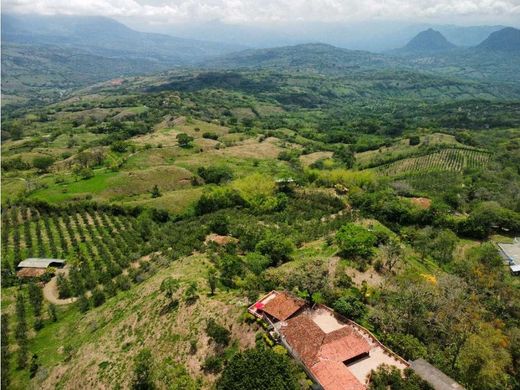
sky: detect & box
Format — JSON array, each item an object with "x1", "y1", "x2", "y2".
[{"x1": 4, "y1": 0, "x2": 520, "y2": 26}]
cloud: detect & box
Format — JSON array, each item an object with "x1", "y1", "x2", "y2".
[{"x1": 4, "y1": 0, "x2": 520, "y2": 24}]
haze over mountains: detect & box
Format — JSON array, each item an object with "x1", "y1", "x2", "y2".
[{"x1": 2, "y1": 13, "x2": 520, "y2": 107}]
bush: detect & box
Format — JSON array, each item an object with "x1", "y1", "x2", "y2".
[
  {"x1": 195, "y1": 188, "x2": 245, "y2": 215},
  {"x1": 203, "y1": 355, "x2": 224, "y2": 373},
  {"x1": 202, "y1": 132, "x2": 219, "y2": 140},
  {"x1": 409, "y1": 135, "x2": 421, "y2": 146},
  {"x1": 32, "y1": 156, "x2": 54, "y2": 172},
  {"x1": 176, "y1": 133, "x2": 193, "y2": 148},
  {"x1": 198, "y1": 166, "x2": 233, "y2": 184},
  {"x1": 90, "y1": 288, "x2": 105, "y2": 307}
]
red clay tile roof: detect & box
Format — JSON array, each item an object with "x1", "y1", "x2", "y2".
[
  {"x1": 319, "y1": 327, "x2": 371, "y2": 362},
  {"x1": 311, "y1": 360, "x2": 365, "y2": 390},
  {"x1": 261, "y1": 292, "x2": 306, "y2": 321},
  {"x1": 279, "y1": 313, "x2": 371, "y2": 390},
  {"x1": 281, "y1": 314, "x2": 325, "y2": 366}
]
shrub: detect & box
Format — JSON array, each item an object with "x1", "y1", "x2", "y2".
[
  {"x1": 198, "y1": 166, "x2": 233, "y2": 184},
  {"x1": 91, "y1": 288, "x2": 105, "y2": 307},
  {"x1": 32, "y1": 156, "x2": 54, "y2": 172},
  {"x1": 203, "y1": 355, "x2": 224, "y2": 373},
  {"x1": 176, "y1": 133, "x2": 193, "y2": 148},
  {"x1": 409, "y1": 135, "x2": 421, "y2": 146},
  {"x1": 202, "y1": 132, "x2": 219, "y2": 140}
]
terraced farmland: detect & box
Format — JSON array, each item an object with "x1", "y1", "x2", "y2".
[
  {"x1": 1, "y1": 204, "x2": 148, "y2": 299},
  {"x1": 374, "y1": 148, "x2": 490, "y2": 176}
]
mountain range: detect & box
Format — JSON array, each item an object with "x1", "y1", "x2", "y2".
[{"x1": 2, "y1": 13, "x2": 520, "y2": 107}]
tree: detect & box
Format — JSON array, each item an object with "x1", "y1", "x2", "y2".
[
  {"x1": 78, "y1": 294, "x2": 90, "y2": 313},
  {"x1": 381, "y1": 239, "x2": 403, "y2": 272},
  {"x1": 289, "y1": 258, "x2": 328, "y2": 304},
  {"x1": 217, "y1": 347, "x2": 299, "y2": 390},
  {"x1": 176, "y1": 133, "x2": 194, "y2": 148},
  {"x1": 48, "y1": 303, "x2": 58, "y2": 322},
  {"x1": 255, "y1": 233, "x2": 294, "y2": 266},
  {"x1": 369, "y1": 366, "x2": 432, "y2": 390},
  {"x1": 207, "y1": 267, "x2": 218, "y2": 295},
  {"x1": 91, "y1": 288, "x2": 105, "y2": 307},
  {"x1": 183, "y1": 282, "x2": 198, "y2": 304},
  {"x1": 15, "y1": 293, "x2": 28, "y2": 369},
  {"x1": 132, "y1": 349, "x2": 155, "y2": 390},
  {"x1": 160, "y1": 277, "x2": 180, "y2": 304},
  {"x1": 32, "y1": 156, "x2": 54, "y2": 172},
  {"x1": 1, "y1": 314, "x2": 10, "y2": 389},
  {"x1": 28, "y1": 282, "x2": 43, "y2": 317},
  {"x1": 336, "y1": 223, "x2": 377, "y2": 258},
  {"x1": 333, "y1": 295, "x2": 367, "y2": 321},
  {"x1": 151, "y1": 184, "x2": 161, "y2": 198}
]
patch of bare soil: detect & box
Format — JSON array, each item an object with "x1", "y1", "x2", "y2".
[
  {"x1": 43, "y1": 268, "x2": 77, "y2": 305},
  {"x1": 347, "y1": 267, "x2": 384, "y2": 288},
  {"x1": 407, "y1": 197, "x2": 432, "y2": 209}
]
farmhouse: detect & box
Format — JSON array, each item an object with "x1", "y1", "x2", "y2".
[
  {"x1": 249, "y1": 291, "x2": 408, "y2": 390},
  {"x1": 16, "y1": 258, "x2": 66, "y2": 278}
]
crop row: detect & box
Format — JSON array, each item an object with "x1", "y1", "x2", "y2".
[{"x1": 375, "y1": 148, "x2": 490, "y2": 176}]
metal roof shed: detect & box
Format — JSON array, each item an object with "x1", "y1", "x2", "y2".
[{"x1": 17, "y1": 258, "x2": 66, "y2": 269}]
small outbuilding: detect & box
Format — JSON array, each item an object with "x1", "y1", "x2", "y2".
[
  {"x1": 16, "y1": 258, "x2": 66, "y2": 278},
  {"x1": 17, "y1": 258, "x2": 66, "y2": 269}
]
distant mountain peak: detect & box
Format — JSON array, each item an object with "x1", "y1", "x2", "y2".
[
  {"x1": 477, "y1": 27, "x2": 520, "y2": 51},
  {"x1": 403, "y1": 28, "x2": 456, "y2": 52}
]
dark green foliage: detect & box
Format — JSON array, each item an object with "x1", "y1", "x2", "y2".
[
  {"x1": 132, "y1": 349, "x2": 155, "y2": 390},
  {"x1": 255, "y1": 233, "x2": 294, "y2": 266},
  {"x1": 197, "y1": 166, "x2": 233, "y2": 184},
  {"x1": 78, "y1": 294, "x2": 90, "y2": 313},
  {"x1": 369, "y1": 366, "x2": 433, "y2": 390},
  {"x1": 32, "y1": 156, "x2": 54, "y2": 172},
  {"x1": 176, "y1": 133, "x2": 193, "y2": 148},
  {"x1": 206, "y1": 318, "x2": 230, "y2": 346},
  {"x1": 110, "y1": 141, "x2": 128, "y2": 153},
  {"x1": 1, "y1": 314, "x2": 10, "y2": 389},
  {"x1": 91, "y1": 288, "x2": 105, "y2": 307},
  {"x1": 336, "y1": 223, "x2": 377, "y2": 258},
  {"x1": 333, "y1": 294, "x2": 367, "y2": 321},
  {"x1": 151, "y1": 184, "x2": 161, "y2": 198},
  {"x1": 195, "y1": 188, "x2": 245, "y2": 215},
  {"x1": 48, "y1": 303, "x2": 58, "y2": 322},
  {"x1": 207, "y1": 267, "x2": 218, "y2": 295},
  {"x1": 15, "y1": 293, "x2": 28, "y2": 369},
  {"x1": 203, "y1": 354, "x2": 224, "y2": 373},
  {"x1": 202, "y1": 132, "x2": 219, "y2": 140},
  {"x1": 409, "y1": 135, "x2": 421, "y2": 145},
  {"x1": 217, "y1": 347, "x2": 299, "y2": 390},
  {"x1": 28, "y1": 281, "x2": 43, "y2": 317},
  {"x1": 29, "y1": 354, "x2": 39, "y2": 378}
]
